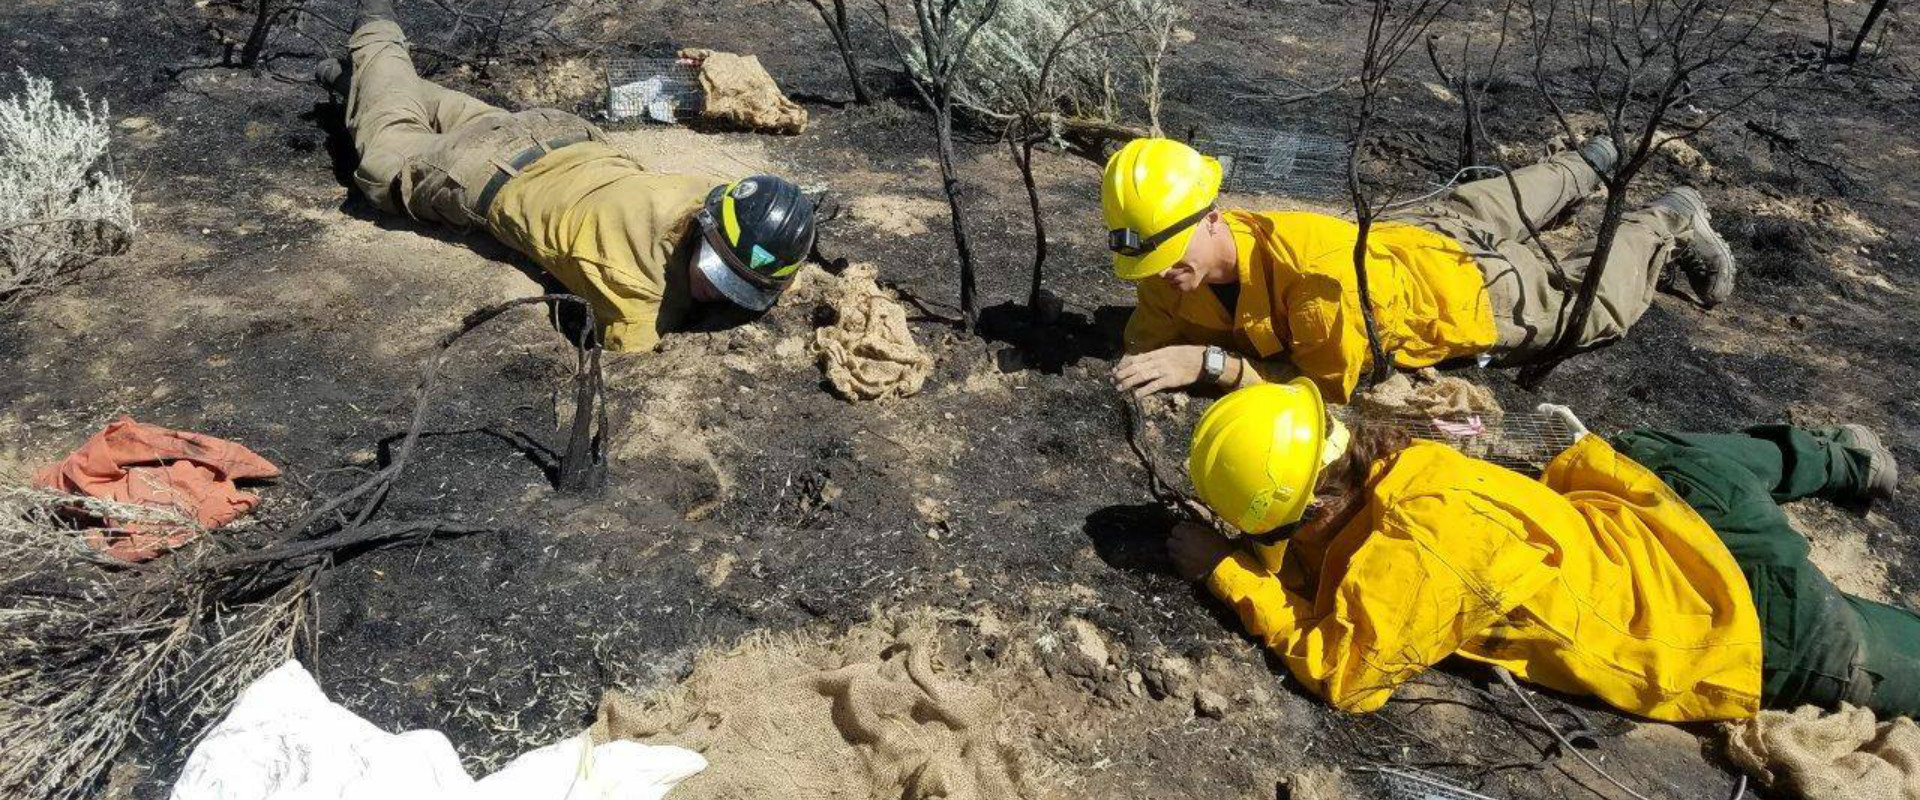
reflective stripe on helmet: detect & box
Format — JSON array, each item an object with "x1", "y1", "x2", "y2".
[{"x1": 721, "y1": 183, "x2": 743, "y2": 247}]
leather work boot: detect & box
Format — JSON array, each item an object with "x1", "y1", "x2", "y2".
[
  {"x1": 314, "y1": 58, "x2": 349, "y2": 99},
  {"x1": 1651, "y1": 187, "x2": 1736, "y2": 308},
  {"x1": 1579, "y1": 135, "x2": 1618, "y2": 175},
  {"x1": 1832, "y1": 424, "x2": 1899, "y2": 503}
]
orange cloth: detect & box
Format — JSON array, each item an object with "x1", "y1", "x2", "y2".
[{"x1": 34, "y1": 417, "x2": 280, "y2": 561}]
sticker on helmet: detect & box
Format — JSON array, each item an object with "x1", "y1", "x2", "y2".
[
  {"x1": 749, "y1": 244, "x2": 776, "y2": 270},
  {"x1": 732, "y1": 180, "x2": 759, "y2": 199}
]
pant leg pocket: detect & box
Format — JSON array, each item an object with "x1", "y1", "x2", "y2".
[{"x1": 403, "y1": 145, "x2": 483, "y2": 228}]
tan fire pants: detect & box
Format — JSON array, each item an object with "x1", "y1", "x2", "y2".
[
  {"x1": 344, "y1": 20, "x2": 603, "y2": 228},
  {"x1": 1394, "y1": 150, "x2": 1693, "y2": 363}
]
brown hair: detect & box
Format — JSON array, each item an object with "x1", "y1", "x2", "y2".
[{"x1": 1297, "y1": 421, "x2": 1412, "y2": 537}]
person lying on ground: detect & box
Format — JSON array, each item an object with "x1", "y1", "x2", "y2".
[
  {"x1": 315, "y1": 0, "x2": 816, "y2": 352},
  {"x1": 1104, "y1": 137, "x2": 1735, "y2": 402},
  {"x1": 1170, "y1": 380, "x2": 1905, "y2": 721}
]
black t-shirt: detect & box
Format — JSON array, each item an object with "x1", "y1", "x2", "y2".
[{"x1": 1209, "y1": 281, "x2": 1240, "y2": 317}]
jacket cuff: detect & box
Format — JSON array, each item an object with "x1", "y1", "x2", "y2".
[{"x1": 1206, "y1": 548, "x2": 1273, "y2": 601}]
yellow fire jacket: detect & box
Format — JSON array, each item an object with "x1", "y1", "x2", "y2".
[
  {"x1": 1207, "y1": 436, "x2": 1764, "y2": 722},
  {"x1": 1123, "y1": 211, "x2": 1497, "y2": 403},
  {"x1": 486, "y1": 142, "x2": 718, "y2": 352}
]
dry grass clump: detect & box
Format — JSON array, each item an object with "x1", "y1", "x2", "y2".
[
  {"x1": 0, "y1": 70, "x2": 134, "y2": 304},
  {"x1": 0, "y1": 488, "x2": 300, "y2": 800}
]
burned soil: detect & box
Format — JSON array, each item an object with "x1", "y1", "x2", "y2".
[{"x1": 5, "y1": 0, "x2": 1919, "y2": 798}]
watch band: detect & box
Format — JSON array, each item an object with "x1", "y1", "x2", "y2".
[{"x1": 1201, "y1": 345, "x2": 1227, "y2": 384}]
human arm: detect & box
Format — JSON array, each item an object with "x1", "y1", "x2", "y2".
[
  {"x1": 1116, "y1": 346, "x2": 1301, "y2": 396},
  {"x1": 563, "y1": 255, "x2": 667, "y2": 352},
  {"x1": 1221, "y1": 353, "x2": 1299, "y2": 390},
  {"x1": 1116, "y1": 279, "x2": 1208, "y2": 395},
  {"x1": 1280, "y1": 274, "x2": 1369, "y2": 403}
]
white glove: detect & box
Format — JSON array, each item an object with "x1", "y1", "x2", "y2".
[{"x1": 1535, "y1": 403, "x2": 1590, "y2": 438}]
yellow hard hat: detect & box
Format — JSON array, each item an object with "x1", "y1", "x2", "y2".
[
  {"x1": 1187, "y1": 379, "x2": 1348, "y2": 535},
  {"x1": 1102, "y1": 138, "x2": 1223, "y2": 281}
]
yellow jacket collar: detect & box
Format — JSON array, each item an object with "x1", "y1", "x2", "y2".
[{"x1": 1225, "y1": 213, "x2": 1284, "y2": 357}]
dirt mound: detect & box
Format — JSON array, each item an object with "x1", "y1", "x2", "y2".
[
  {"x1": 504, "y1": 57, "x2": 601, "y2": 110},
  {"x1": 680, "y1": 48, "x2": 807, "y2": 135},
  {"x1": 601, "y1": 127, "x2": 777, "y2": 180},
  {"x1": 845, "y1": 194, "x2": 948, "y2": 238},
  {"x1": 1785, "y1": 502, "x2": 1897, "y2": 603},
  {"x1": 813, "y1": 265, "x2": 933, "y2": 401},
  {"x1": 1283, "y1": 766, "x2": 1355, "y2": 800},
  {"x1": 589, "y1": 617, "x2": 1051, "y2": 800}
]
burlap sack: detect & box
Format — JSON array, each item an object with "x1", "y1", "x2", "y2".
[
  {"x1": 813, "y1": 265, "x2": 933, "y2": 401},
  {"x1": 1725, "y1": 704, "x2": 1920, "y2": 800},
  {"x1": 591, "y1": 636, "x2": 1035, "y2": 800},
  {"x1": 1357, "y1": 367, "x2": 1501, "y2": 418},
  {"x1": 679, "y1": 48, "x2": 808, "y2": 134}
]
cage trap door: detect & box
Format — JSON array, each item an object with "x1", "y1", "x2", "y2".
[
  {"x1": 603, "y1": 57, "x2": 704, "y2": 125},
  {"x1": 1193, "y1": 125, "x2": 1350, "y2": 201}
]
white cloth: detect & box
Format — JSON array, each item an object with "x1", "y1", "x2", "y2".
[
  {"x1": 170, "y1": 661, "x2": 705, "y2": 800},
  {"x1": 608, "y1": 77, "x2": 679, "y2": 123}
]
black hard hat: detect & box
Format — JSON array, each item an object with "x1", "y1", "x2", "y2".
[{"x1": 693, "y1": 176, "x2": 817, "y2": 311}]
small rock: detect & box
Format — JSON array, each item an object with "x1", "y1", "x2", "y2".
[
  {"x1": 1422, "y1": 81, "x2": 1459, "y2": 104},
  {"x1": 915, "y1": 496, "x2": 949, "y2": 526},
  {"x1": 772, "y1": 335, "x2": 807, "y2": 360},
  {"x1": 1064, "y1": 618, "x2": 1111, "y2": 674},
  {"x1": 1141, "y1": 654, "x2": 1198, "y2": 700},
  {"x1": 118, "y1": 116, "x2": 152, "y2": 131},
  {"x1": 1195, "y1": 688, "x2": 1230, "y2": 719},
  {"x1": 1126, "y1": 670, "x2": 1146, "y2": 697}
]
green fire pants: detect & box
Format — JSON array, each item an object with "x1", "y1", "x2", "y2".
[{"x1": 1614, "y1": 426, "x2": 1920, "y2": 717}]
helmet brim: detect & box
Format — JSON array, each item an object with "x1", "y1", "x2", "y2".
[
  {"x1": 695, "y1": 240, "x2": 781, "y2": 312},
  {"x1": 1112, "y1": 224, "x2": 1198, "y2": 282}
]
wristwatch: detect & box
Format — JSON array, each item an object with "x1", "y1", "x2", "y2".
[{"x1": 1201, "y1": 345, "x2": 1228, "y2": 385}]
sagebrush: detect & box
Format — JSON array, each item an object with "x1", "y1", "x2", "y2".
[
  {"x1": 893, "y1": 0, "x2": 1180, "y2": 130},
  {"x1": 0, "y1": 70, "x2": 134, "y2": 304}
]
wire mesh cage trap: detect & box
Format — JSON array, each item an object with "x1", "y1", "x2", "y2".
[
  {"x1": 1192, "y1": 124, "x2": 1350, "y2": 200},
  {"x1": 1358, "y1": 765, "x2": 1507, "y2": 800},
  {"x1": 1341, "y1": 409, "x2": 1582, "y2": 474},
  {"x1": 602, "y1": 57, "x2": 703, "y2": 124}
]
